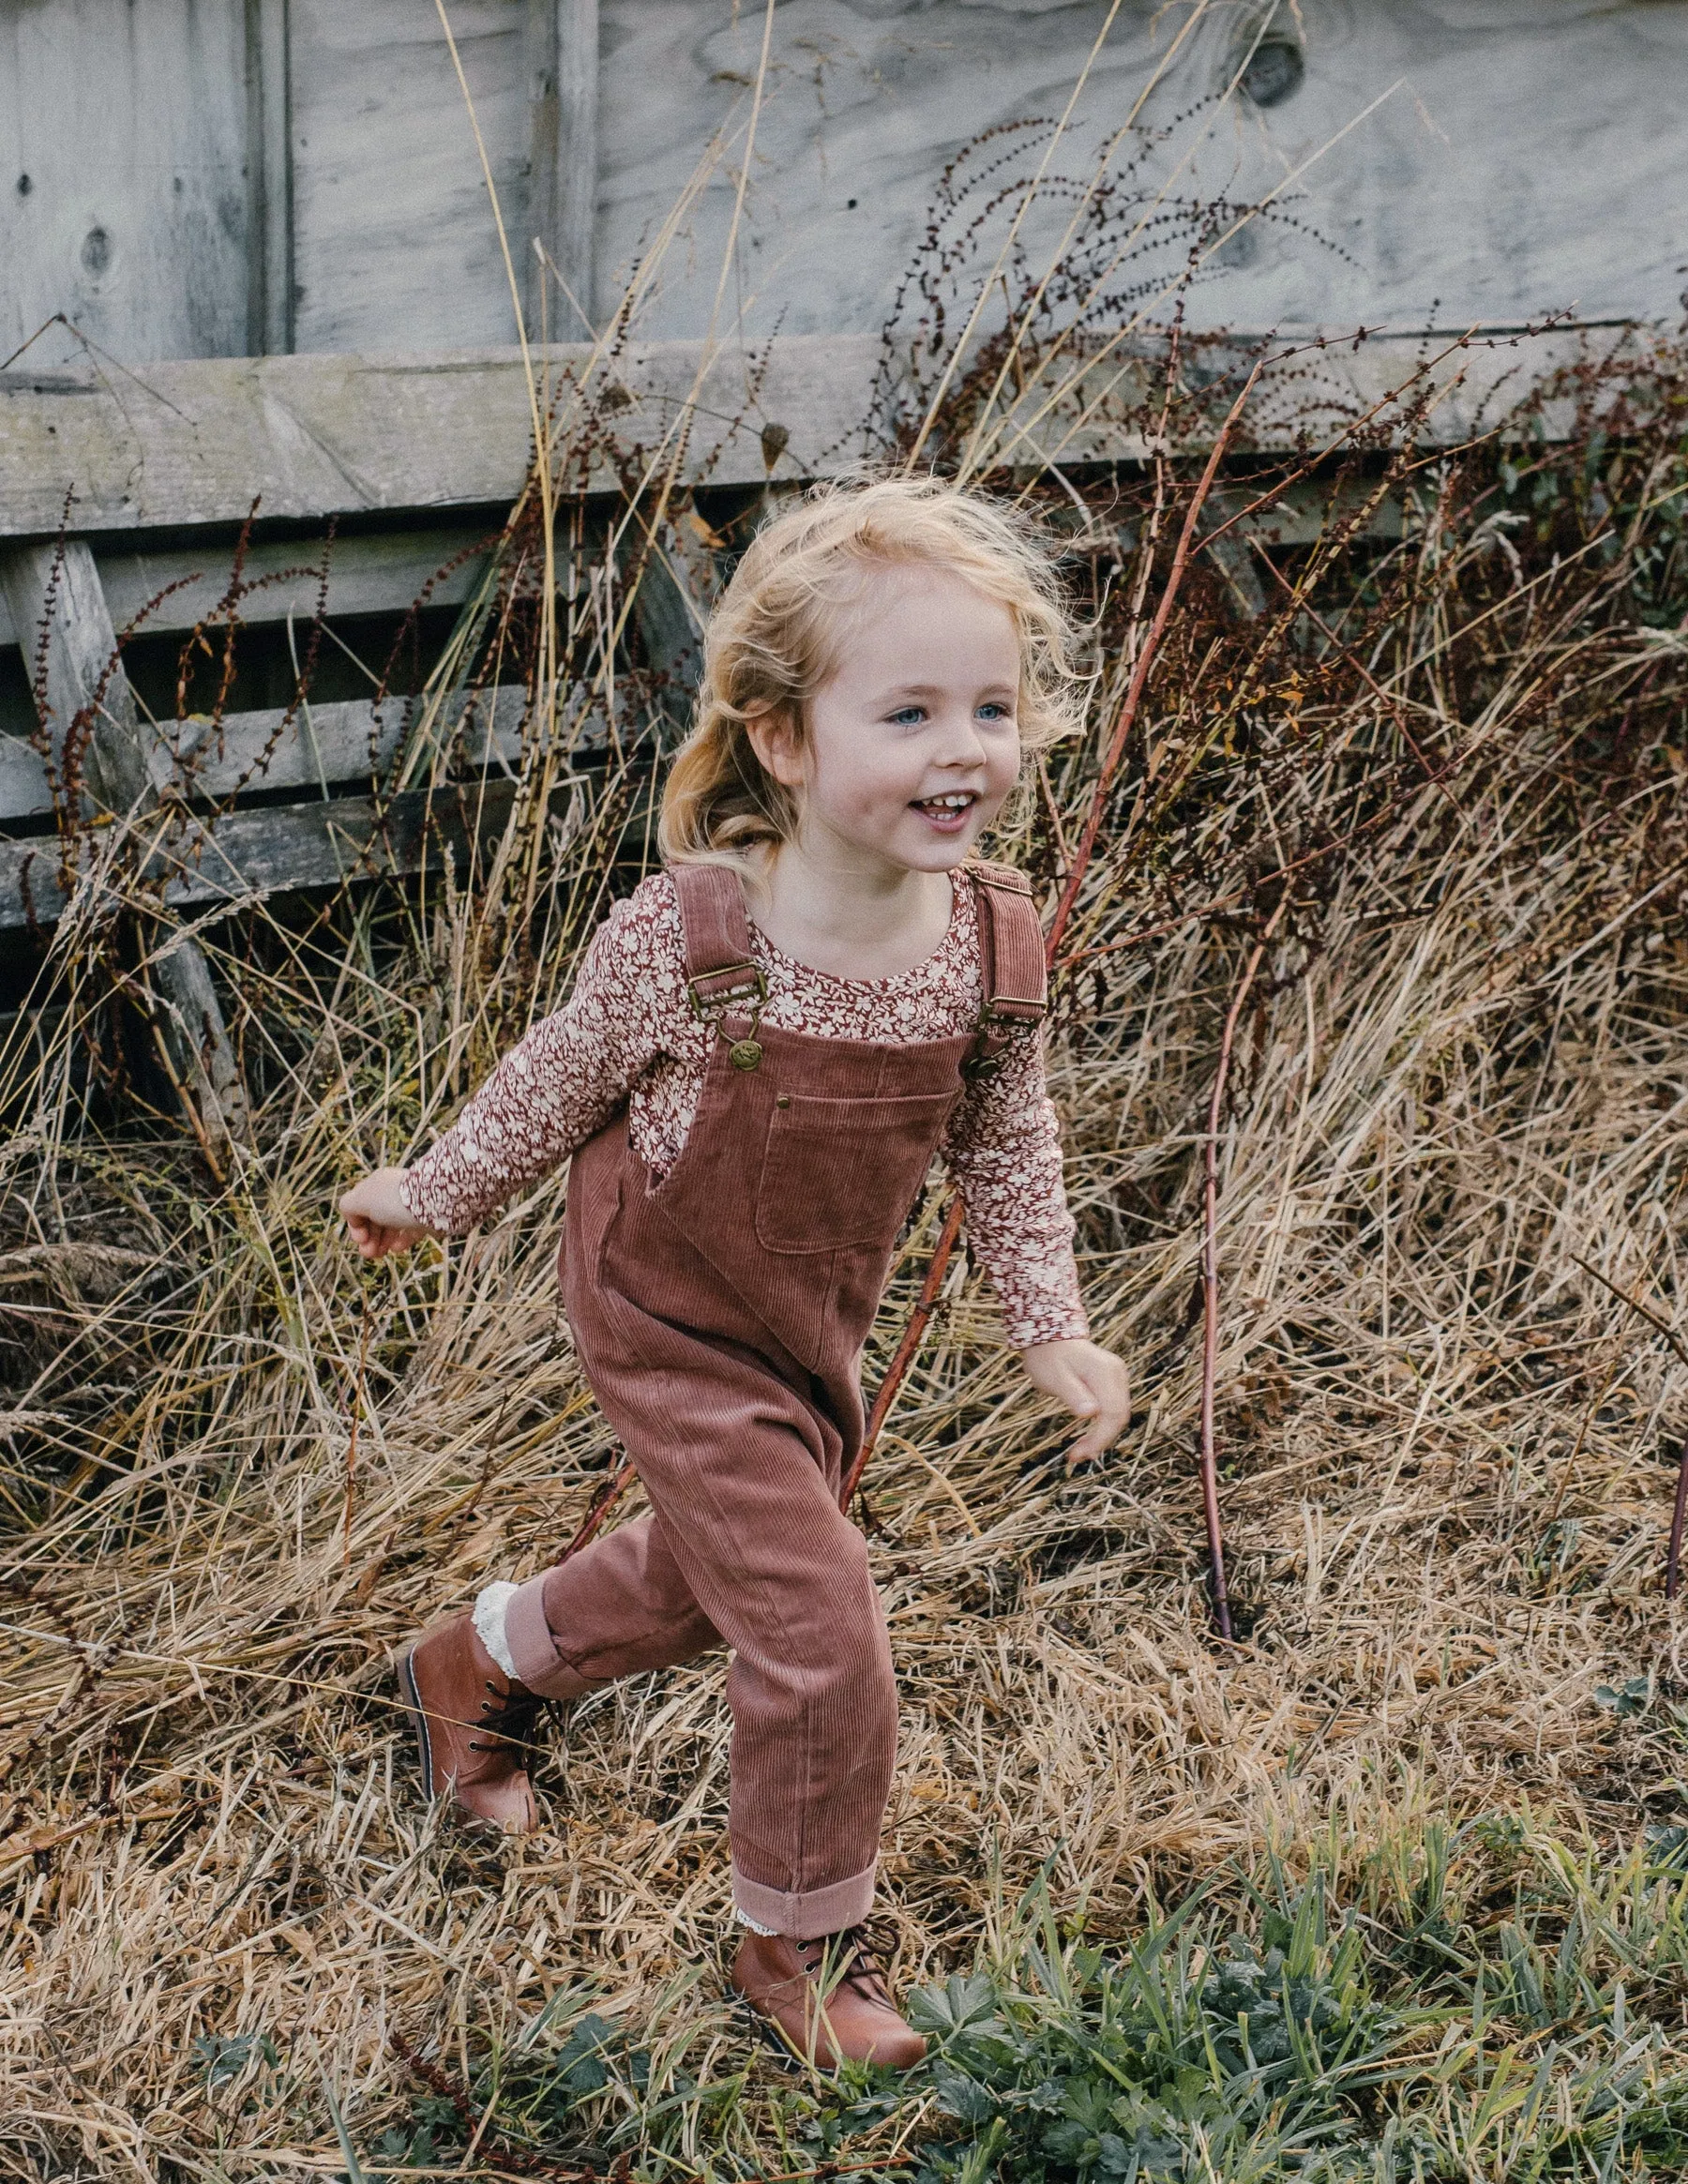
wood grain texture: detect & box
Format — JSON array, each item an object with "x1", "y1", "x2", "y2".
[
  {"x1": 0, "y1": 537, "x2": 249, "y2": 1139},
  {"x1": 0, "y1": 335, "x2": 880, "y2": 537},
  {"x1": 0, "y1": 685, "x2": 528, "y2": 824},
  {"x1": 288, "y1": 0, "x2": 531, "y2": 354},
  {"x1": 526, "y1": 0, "x2": 600, "y2": 334},
  {"x1": 246, "y1": 0, "x2": 296, "y2": 354},
  {"x1": 0, "y1": 324, "x2": 1635, "y2": 542},
  {"x1": 5, "y1": 2, "x2": 1685, "y2": 378},
  {"x1": 0, "y1": 0, "x2": 250, "y2": 369},
  {"x1": 596, "y1": 1, "x2": 1688, "y2": 344},
  {"x1": 0, "y1": 526, "x2": 497, "y2": 649},
  {"x1": 0, "y1": 779, "x2": 519, "y2": 927},
  {"x1": 0, "y1": 541, "x2": 167, "y2": 808}
]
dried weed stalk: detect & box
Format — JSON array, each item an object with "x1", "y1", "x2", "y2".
[{"x1": 0, "y1": 93, "x2": 1687, "y2": 2184}]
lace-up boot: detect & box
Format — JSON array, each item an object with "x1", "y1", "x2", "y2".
[
  {"x1": 399, "y1": 1613, "x2": 541, "y2": 1832},
  {"x1": 731, "y1": 1926, "x2": 927, "y2": 2070}
]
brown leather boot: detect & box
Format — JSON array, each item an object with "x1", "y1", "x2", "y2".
[
  {"x1": 731, "y1": 1926, "x2": 927, "y2": 2071},
  {"x1": 399, "y1": 1612, "x2": 541, "y2": 1833}
]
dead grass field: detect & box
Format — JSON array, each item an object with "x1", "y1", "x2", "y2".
[{"x1": 2, "y1": 301, "x2": 1688, "y2": 2179}]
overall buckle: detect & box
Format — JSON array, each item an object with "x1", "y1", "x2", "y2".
[{"x1": 686, "y1": 961, "x2": 768, "y2": 1023}]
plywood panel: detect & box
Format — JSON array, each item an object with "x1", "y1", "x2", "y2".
[
  {"x1": 5, "y1": 1, "x2": 1682, "y2": 382},
  {"x1": 288, "y1": 0, "x2": 533, "y2": 352},
  {"x1": 595, "y1": 1, "x2": 1688, "y2": 344},
  {"x1": 0, "y1": 0, "x2": 250, "y2": 369},
  {"x1": 1165, "y1": 0, "x2": 1688, "y2": 333}
]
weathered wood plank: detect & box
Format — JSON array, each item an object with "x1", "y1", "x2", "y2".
[
  {"x1": 0, "y1": 544, "x2": 167, "y2": 810},
  {"x1": 0, "y1": 736, "x2": 47, "y2": 823},
  {"x1": 246, "y1": 0, "x2": 295, "y2": 355},
  {"x1": 555, "y1": 0, "x2": 599, "y2": 329},
  {"x1": 0, "y1": 526, "x2": 497, "y2": 650},
  {"x1": 0, "y1": 337, "x2": 872, "y2": 539},
  {"x1": 0, "y1": 326, "x2": 1637, "y2": 545},
  {"x1": 7, "y1": 3, "x2": 1686, "y2": 388},
  {"x1": 596, "y1": 1, "x2": 1688, "y2": 343},
  {"x1": 526, "y1": 0, "x2": 599, "y2": 337},
  {"x1": 0, "y1": 781, "x2": 519, "y2": 930},
  {"x1": 0, "y1": 685, "x2": 530, "y2": 825},
  {"x1": 0, "y1": 0, "x2": 251, "y2": 370},
  {"x1": 289, "y1": 0, "x2": 531, "y2": 354},
  {"x1": 0, "y1": 542, "x2": 250, "y2": 1153}
]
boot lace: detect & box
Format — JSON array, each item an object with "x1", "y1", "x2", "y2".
[
  {"x1": 792, "y1": 1921, "x2": 897, "y2": 2005},
  {"x1": 467, "y1": 1681, "x2": 542, "y2": 1757}
]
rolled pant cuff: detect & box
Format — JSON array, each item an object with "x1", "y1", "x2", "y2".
[
  {"x1": 732, "y1": 1857, "x2": 876, "y2": 1938},
  {"x1": 505, "y1": 1572, "x2": 592, "y2": 1701}
]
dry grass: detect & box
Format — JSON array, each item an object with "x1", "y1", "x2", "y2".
[{"x1": 3, "y1": 115, "x2": 1688, "y2": 2182}]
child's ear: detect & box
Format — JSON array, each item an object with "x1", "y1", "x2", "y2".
[{"x1": 743, "y1": 705, "x2": 806, "y2": 789}]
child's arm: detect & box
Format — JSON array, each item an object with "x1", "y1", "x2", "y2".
[
  {"x1": 942, "y1": 1032, "x2": 1129, "y2": 1464},
  {"x1": 339, "y1": 887, "x2": 674, "y2": 1258}
]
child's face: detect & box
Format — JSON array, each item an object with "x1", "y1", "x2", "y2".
[{"x1": 764, "y1": 565, "x2": 1022, "y2": 876}]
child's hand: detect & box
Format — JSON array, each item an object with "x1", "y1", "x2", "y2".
[
  {"x1": 1018, "y1": 1338, "x2": 1130, "y2": 1467},
  {"x1": 340, "y1": 1167, "x2": 432, "y2": 1260}
]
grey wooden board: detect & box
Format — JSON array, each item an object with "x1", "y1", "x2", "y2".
[
  {"x1": 0, "y1": 336, "x2": 867, "y2": 538},
  {"x1": 0, "y1": 734, "x2": 46, "y2": 821},
  {"x1": 0, "y1": 527, "x2": 498, "y2": 649},
  {"x1": 0, "y1": 533, "x2": 249, "y2": 1136},
  {"x1": 0, "y1": 541, "x2": 158, "y2": 809},
  {"x1": 597, "y1": 1, "x2": 1688, "y2": 343},
  {"x1": 289, "y1": 0, "x2": 533, "y2": 354},
  {"x1": 6, "y1": 2, "x2": 1687, "y2": 382},
  {"x1": 0, "y1": 779, "x2": 520, "y2": 929},
  {"x1": 249, "y1": 0, "x2": 294, "y2": 354},
  {"x1": 0, "y1": 685, "x2": 530, "y2": 824},
  {"x1": 0, "y1": 0, "x2": 251, "y2": 368},
  {"x1": 0, "y1": 324, "x2": 1634, "y2": 543}
]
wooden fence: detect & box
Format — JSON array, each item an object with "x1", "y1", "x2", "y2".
[{"x1": 0, "y1": 324, "x2": 1629, "y2": 1152}]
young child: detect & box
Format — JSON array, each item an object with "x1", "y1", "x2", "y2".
[{"x1": 339, "y1": 476, "x2": 1128, "y2": 2070}]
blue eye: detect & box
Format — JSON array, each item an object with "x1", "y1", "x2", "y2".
[
  {"x1": 977, "y1": 702, "x2": 1011, "y2": 722},
  {"x1": 888, "y1": 706, "x2": 927, "y2": 726}
]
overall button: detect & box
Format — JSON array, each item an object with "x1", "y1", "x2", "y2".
[{"x1": 729, "y1": 1037, "x2": 763, "y2": 1071}]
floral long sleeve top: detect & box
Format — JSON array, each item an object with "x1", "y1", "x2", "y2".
[{"x1": 400, "y1": 871, "x2": 1088, "y2": 1349}]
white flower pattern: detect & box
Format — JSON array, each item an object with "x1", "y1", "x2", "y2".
[{"x1": 401, "y1": 871, "x2": 1088, "y2": 1348}]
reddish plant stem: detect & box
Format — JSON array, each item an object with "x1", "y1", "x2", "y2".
[
  {"x1": 1044, "y1": 362, "x2": 1260, "y2": 965},
  {"x1": 1667, "y1": 1440, "x2": 1688, "y2": 1604},
  {"x1": 561, "y1": 1455, "x2": 634, "y2": 1560},
  {"x1": 839, "y1": 365, "x2": 1259, "y2": 1524},
  {"x1": 839, "y1": 1197, "x2": 967, "y2": 1511}
]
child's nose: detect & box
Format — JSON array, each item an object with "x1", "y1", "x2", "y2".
[{"x1": 935, "y1": 706, "x2": 988, "y2": 762}]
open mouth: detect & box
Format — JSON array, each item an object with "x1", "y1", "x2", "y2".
[{"x1": 912, "y1": 791, "x2": 978, "y2": 826}]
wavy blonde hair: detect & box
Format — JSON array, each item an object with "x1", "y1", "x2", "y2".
[{"x1": 658, "y1": 474, "x2": 1086, "y2": 870}]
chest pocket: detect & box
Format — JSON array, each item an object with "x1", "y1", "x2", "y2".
[{"x1": 755, "y1": 1090, "x2": 960, "y2": 1255}]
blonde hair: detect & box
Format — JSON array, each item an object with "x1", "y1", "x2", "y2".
[{"x1": 658, "y1": 474, "x2": 1086, "y2": 870}]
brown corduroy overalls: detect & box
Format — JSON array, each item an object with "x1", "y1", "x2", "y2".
[{"x1": 502, "y1": 861, "x2": 1047, "y2": 1935}]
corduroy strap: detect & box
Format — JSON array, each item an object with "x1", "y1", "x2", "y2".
[
  {"x1": 970, "y1": 862, "x2": 1047, "y2": 1020},
  {"x1": 671, "y1": 864, "x2": 767, "y2": 1022},
  {"x1": 965, "y1": 862, "x2": 1047, "y2": 1081}
]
